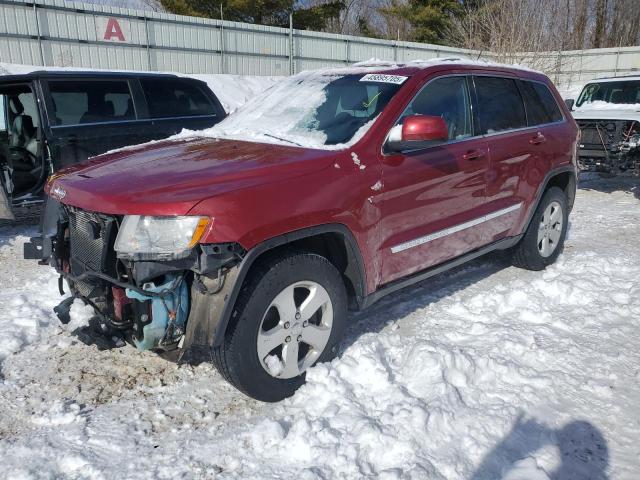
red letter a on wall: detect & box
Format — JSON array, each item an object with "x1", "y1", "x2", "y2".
[{"x1": 104, "y1": 18, "x2": 125, "y2": 42}]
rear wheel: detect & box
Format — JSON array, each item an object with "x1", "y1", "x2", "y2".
[
  {"x1": 213, "y1": 251, "x2": 347, "y2": 402},
  {"x1": 512, "y1": 186, "x2": 568, "y2": 271}
]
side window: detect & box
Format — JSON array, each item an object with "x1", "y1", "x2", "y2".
[
  {"x1": 48, "y1": 80, "x2": 134, "y2": 126},
  {"x1": 140, "y1": 79, "x2": 216, "y2": 119},
  {"x1": 520, "y1": 81, "x2": 563, "y2": 126},
  {"x1": 395, "y1": 76, "x2": 473, "y2": 144},
  {"x1": 474, "y1": 76, "x2": 527, "y2": 134}
]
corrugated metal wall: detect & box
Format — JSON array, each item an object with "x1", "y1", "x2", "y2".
[{"x1": 1, "y1": 0, "x2": 639, "y2": 85}]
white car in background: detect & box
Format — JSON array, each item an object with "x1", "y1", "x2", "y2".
[{"x1": 567, "y1": 76, "x2": 640, "y2": 175}]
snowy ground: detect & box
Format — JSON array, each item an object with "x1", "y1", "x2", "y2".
[{"x1": 0, "y1": 177, "x2": 639, "y2": 479}]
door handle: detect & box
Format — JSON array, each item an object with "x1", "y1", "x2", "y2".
[
  {"x1": 529, "y1": 133, "x2": 546, "y2": 145},
  {"x1": 462, "y1": 149, "x2": 485, "y2": 161}
]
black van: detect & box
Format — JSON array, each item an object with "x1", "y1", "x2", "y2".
[{"x1": 0, "y1": 71, "x2": 226, "y2": 220}]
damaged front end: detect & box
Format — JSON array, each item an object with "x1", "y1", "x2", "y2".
[
  {"x1": 576, "y1": 119, "x2": 640, "y2": 174},
  {"x1": 27, "y1": 202, "x2": 245, "y2": 355}
]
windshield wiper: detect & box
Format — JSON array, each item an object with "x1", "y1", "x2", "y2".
[{"x1": 263, "y1": 133, "x2": 303, "y2": 147}]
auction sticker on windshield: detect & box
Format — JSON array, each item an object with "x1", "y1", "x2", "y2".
[{"x1": 360, "y1": 74, "x2": 408, "y2": 85}]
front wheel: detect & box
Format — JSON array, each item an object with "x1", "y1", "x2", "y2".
[
  {"x1": 213, "y1": 252, "x2": 347, "y2": 402},
  {"x1": 512, "y1": 186, "x2": 569, "y2": 271}
]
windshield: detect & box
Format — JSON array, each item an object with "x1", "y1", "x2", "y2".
[
  {"x1": 208, "y1": 70, "x2": 407, "y2": 149},
  {"x1": 576, "y1": 80, "x2": 640, "y2": 107}
]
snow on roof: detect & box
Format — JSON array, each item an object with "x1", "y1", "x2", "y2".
[{"x1": 347, "y1": 56, "x2": 544, "y2": 75}]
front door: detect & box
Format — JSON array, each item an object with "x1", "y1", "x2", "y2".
[{"x1": 379, "y1": 75, "x2": 490, "y2": 284}]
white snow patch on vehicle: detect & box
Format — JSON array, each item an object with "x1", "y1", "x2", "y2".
[
  {"x1": 264, "y1": 354, "x2": 284, "y2": 377},
  {"x1": 0, "y1": 178, "x2": 638, "y2": 479},
  {"x1": 370, "y1": 180, "x2": 383, "y2": 191},
  {"x1": 351, "y1": 152, "x2": 365, "y2": 170}
]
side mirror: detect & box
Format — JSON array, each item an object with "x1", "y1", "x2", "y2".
[
  {"x1": 402, "y1": 115, "x2": 449, "y2": 142},
  {"x1": 564, "y1": 98, "x2": 575, "y2": 111},
  {"x1": 386, "y1": 115, "x2": 449, "y2": 153}
]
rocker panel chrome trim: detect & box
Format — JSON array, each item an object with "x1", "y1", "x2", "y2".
[{"x1": 390, "y1": 203, "x2": 523, "y2": 253}]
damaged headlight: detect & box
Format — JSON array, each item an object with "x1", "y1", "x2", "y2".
[{"x1": 114, "y1": 215, "x2": 210, "y2": 260}]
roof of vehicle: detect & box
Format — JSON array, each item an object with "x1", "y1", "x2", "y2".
[
  {"x1": 342, "y1": 57, "x2": 546, "y2": 78},
  {"x1": 0, "y1": 69, "x2": 199, "y2": 83},
  {"x1": 583, "y1": 75, "x2": 640, "y2": 83}
]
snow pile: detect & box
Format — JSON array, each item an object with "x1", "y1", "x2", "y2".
[
  {"x1": 192, "y1": 74, "x2": 279, "y2": 114},
  {"x1": 0, "y1": 227, "x2": 93, "y2": 361},
  {"x1": 0, "y1": 62, "x2": 279, "y2": 114},
  {"x1": 0, "y1": 179, "x2": 638, "y2": 478}
]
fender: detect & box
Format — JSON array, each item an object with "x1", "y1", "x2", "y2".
[{"x1": 183, "y1": 223, "x2": 367, "y2": 351}]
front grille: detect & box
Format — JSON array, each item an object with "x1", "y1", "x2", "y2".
[{"x1": 67, "y1": 208, "x2": 118, "y2": 281}]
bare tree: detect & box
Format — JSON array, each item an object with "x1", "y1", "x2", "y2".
[
  {"x1": 593, "y1": 0, "x2": 608, "y2": 48},
  {"x1": 448, "y1": 0, "x2": 567, "y2": 71}
]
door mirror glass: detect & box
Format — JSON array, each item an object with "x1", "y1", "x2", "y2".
[{"x1": 564, "y1": 98, "x2": 575, "y2": 111}]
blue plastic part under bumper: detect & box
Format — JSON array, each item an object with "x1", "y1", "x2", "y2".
[{"x1": 126, "y1": 275, "x2": 189, "y2": 351}]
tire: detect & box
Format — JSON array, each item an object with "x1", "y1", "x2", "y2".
[
  {"x1": 213, "y1": 251, "x2": 347, "y2": 402},
  {"x1": 512, "y1": 186, "x2": 569, "y2": 271}
]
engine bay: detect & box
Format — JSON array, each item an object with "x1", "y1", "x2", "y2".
[{"x1": 576, "y1": 119, "x2": 640, "y2": 174}]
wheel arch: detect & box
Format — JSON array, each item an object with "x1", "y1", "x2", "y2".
[
  {"x1": 211, "y1": 224, "x2": 366, "y2": 347},
  {"x1": 523, "y1": 165, "x2": 577, "y2": 233}
]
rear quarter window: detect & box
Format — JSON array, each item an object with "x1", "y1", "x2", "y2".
[
  {"x1": 48, "y1": 80, "x2": 134, "y2": 126},
  {"x1": 140, "y1": 78, "x2": 217, "y2": 119},
  {"x1": 474, "y1": 76, "x2": 527, "y2": 135},
  {"x1": 520, "y1": 81, "x2": 563, "y2": 125}
]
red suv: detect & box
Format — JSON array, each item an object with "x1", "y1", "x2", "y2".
[{"x1": 35, "y1": 60, "x2": 578, "y2": 401}]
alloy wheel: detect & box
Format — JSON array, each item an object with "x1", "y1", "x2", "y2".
[
  {"x1": 256, "y1": 281, "x2": 334, "y2": 379},
  {"x1": 537, "y1": 201, "x2": 564, "y2": 257}
]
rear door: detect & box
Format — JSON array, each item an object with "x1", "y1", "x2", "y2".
[
  {"x1": 138, "y1": 77, "x2": 224, "y2": 139},
  {"x1": 471, "y1": 75, "x2": 537, "y2": 243},
  {"x1": 379, "y1": 75, "x2": 490, "y2": 284},
  {"x1": 43, "y1": 77, "x2": 148, "y2": 169}
]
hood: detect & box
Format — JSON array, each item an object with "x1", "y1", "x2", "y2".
[
  {"x1": 572, "y1": 109, "x2": 640, "y2": 122},
  {"x1": 48, "y1": 137, "x2": 337, "y2": 215}
]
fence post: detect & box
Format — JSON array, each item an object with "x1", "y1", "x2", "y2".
[
  {"x1": 144, "y1": 16, "x2": 152, "y2": 71},
  {"x1": 289, "y1": 13, "x2": 294, "y2": 75},
  {"x1": 33, "y1": 2, "x2": 45, "y2": 66},
  {"x1": 614, "y1": 48, "x2": 621, "y2": 77},
  {"x1": 220, "y1": 5, "x2": 225, "y2": 74},
  {"x1": 555, "y1": 50, "x2": 562, "y2": 84},
  {"x1": 345, "y1": 38, "x2": 350, "y2": 65}
]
